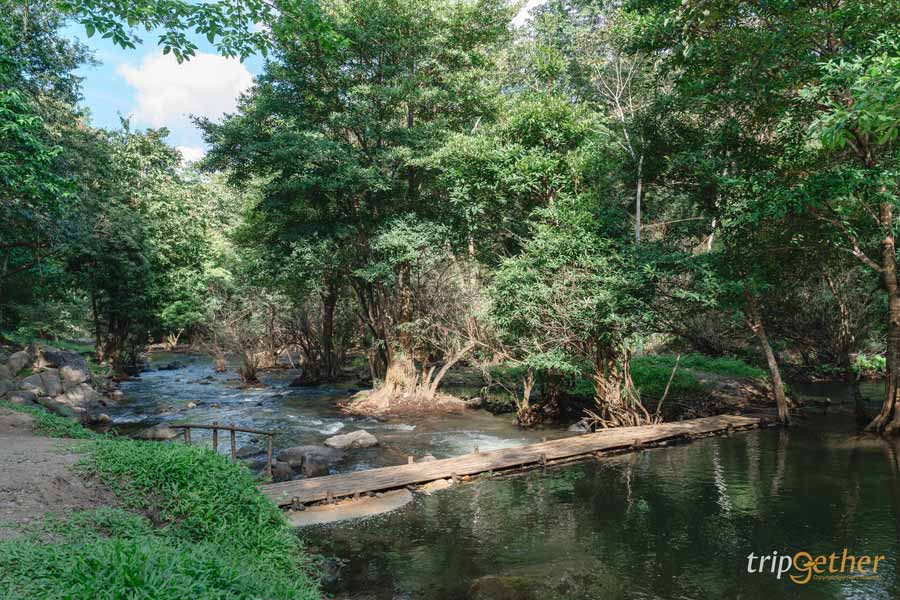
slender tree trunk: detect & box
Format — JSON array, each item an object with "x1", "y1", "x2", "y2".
[
  {"x1": 321, "y1": 283, "x2": 337, "y2": 380},
  {"x1": 868, "y1": 202, "x2": 900, "y2": 433},
  {"x1": 635, "y1": 155, "x2": 643, "y2": 244},
  {"x1": 744, "y1": 290, "x2": 790, "y2": 424},
  {"x1": 824, "y1": 271, "x2": 855, "y2": 367}
]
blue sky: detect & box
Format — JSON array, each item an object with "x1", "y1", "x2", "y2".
[
  {"x1": 64, "y1": 0, "x2": 541, "y2": 161},
  {"x1": 63, "y1": 23, "x2": 266, "y2": 160}
]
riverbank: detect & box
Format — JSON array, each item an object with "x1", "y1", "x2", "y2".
[{"x1": 0, "y1": 402, "x2": 321, "y2": 599}]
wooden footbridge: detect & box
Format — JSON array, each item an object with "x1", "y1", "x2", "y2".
[{"x1": 260, "y1": 413, "x2": 769, "y2": 508}]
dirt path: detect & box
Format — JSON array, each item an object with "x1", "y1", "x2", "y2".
[{"x1": 0, "y1": 408, "x2": 116, "y2": 539}]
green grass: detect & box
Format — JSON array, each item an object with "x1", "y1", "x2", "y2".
[
  {"x1": 1, "y1": 331, "x2": 94, "y2": 355},
  {"x1": 634, "y1": 353, "x2": 767, "y2": 380},
  {"x1": 0, "y1": 400, "x2": 98, "y2": 439},
  {"x1": 0, "y1": 406, "x2": 321, "y2": 600},
  {"x1": 630, "y1": 358, "x2": 707, "y2": 399},
  {"x1": 486, "y1": 353, "x2": 765, "y2": 402}
]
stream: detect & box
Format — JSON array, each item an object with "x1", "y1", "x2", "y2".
[{"x1": 108, "y1": 354, "x2": 899, "y2": 599}]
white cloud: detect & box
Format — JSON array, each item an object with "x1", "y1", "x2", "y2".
[
  {"x1": 513, "y1": 0, "x2": 545, "y2": 26},
  {"x1": 177, "y1": 145, "x2": 206, "y2": 163},
  {"x1": 117, "y1": 51, "x2": 254, "y2": 130}
]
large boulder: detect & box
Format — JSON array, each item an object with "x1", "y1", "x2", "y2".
[
  {"x1": 135, "y1": 424, "x2": 180, "y2": 441},
  {"x1": 39, "y1": 349, "x2": 93, "y2": 389},
  {"x1": 271, "y1": 460, "x2": 293, "y2": 482},
  {"x1": 43, "y1": 383, "x2": 99, "y2": 417},
  {"x1": 39, "y1": 348, "x2": 90, "y2": 373},
  {"x1": 7, "y1": 351, "x2": 31, "y2": 375},
  {"x1": 278, "y1": 445, "x2": 345, "y2": 477},
  {"x1": 0, "y1": 364, "x2": 11, "y2": 380},
  {"x1": 324, "y1": 429, "x2": 379, "y2": 450},
  {"x1": 0, "y1": 377, "x2": 13, "y2": 398},
  {"x1": 21, "y1": 369, "x2": 63, "y2": 397},
  {"x1": 5, "y1": 390, "x2": 37, "y2": 405}
]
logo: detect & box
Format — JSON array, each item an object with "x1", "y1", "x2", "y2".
[{"x1": 746, "y1": 549, "x2": 886, "y2": 585}]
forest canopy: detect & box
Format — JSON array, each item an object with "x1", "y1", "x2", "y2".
[{"x1": 3, "y1": 0, "x2": 900, "y2": 433}]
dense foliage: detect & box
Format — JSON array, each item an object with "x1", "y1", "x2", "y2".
[{"x1": 4, "y1": 0, "x2": 900, "y2": 431}]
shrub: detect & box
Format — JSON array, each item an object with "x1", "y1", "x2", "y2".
[{"x1": 851, "y1": 353, "x2": 886, "y2": 378}]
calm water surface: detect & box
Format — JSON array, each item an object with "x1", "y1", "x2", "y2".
[{"x1": 304, "y1": 415, "x2": 900, "y2": 599}]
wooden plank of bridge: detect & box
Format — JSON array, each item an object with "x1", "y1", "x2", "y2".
[{"x1": 260, "y1": 414, "x2": 763, "y2": 507}]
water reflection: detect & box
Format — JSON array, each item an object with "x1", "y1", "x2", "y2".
[{"x1": 306, "y1": 421, "x2": 900, "y2": 599}]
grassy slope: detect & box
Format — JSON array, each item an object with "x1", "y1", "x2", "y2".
[
  {"x1": 490, "y1": 353, "x2": 767, "y2": 404},
  {"x1": 0, "y1": 402, "x2": 320, "y2": 600},
  {"x1": 631, "y1": 353, "x2": 767, "y2": 399}
]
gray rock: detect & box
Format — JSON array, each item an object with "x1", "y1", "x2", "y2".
[
  {"x1": 324, "y1": 429, "x2": 379, "y2": 450},
  {"x1": 36, "y1": 395, "x2": 82, "y2": 418},
  {"x1": 33, "y1": 346, "x2": 60, "y2": 369},
  {"x1": 7, "y1": 351, "x2": 31, "y2": 375},
  {"x1": 6, "y1": 390, "x2": 37, "y2": 405},
  {"x1": 0, "y1": 365, "x2": 11, "y2": 380},
  {"x1": 278, "y1": 445, "x2": 345, "y2": 477},
  {"x1": 420, "y1": 454, "x2": 437, "y2": 462},
  {"x1": 465, "y1": 396, "x2": 484, "y2": 408},
  {"x1": 56, "y1": 383, "x2": 98, "y2": 409},
  {"x1": 21, "y1": 369, "x2": 63, "y2": 397},
  {"x1": 61, "y1": 365, "x2": 91, "y2": 389},
  {"x1": 236, "y1": 444, "x2": 262, "y2": 459},
  {"x1": 272, "y1": 460, "x2": 293, "y2": 482},
  {"x1": 0, "y1": 378, "x2": 12, "y2": 398},
  {"x1": 568, "y1": 419, "x2": 591, "y2": 434},
  {"x1": 38, "y1": 383, "x2": 98, "y2": 417},
  {"x1": 278, "y1": 444, "x2": 344, "y2": 466},
  {"x1": 135, "y1": 424, "x2": 180, "y2": 441}
]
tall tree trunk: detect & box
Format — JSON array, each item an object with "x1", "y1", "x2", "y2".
[
  {"x1": 635, "y1": 155, "x2": 643, "y2": 244},
  {"x1": 868, "y1": 202, "x2": 900, "y2": 434},
  {"x1": 321, "y1": 282, "x2": 337, "y2": 380},
  {"x1": 744, "y1": 290, "x2": 790, "y2": 424},
  {"x1": 824, "y1": 271, "x2": 856, "y2": 367},
  {"x1": 396, "y1": 260, "x2": 413, "y2": 358}
]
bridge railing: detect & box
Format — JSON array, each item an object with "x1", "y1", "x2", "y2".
[{"x1": 171, "y1": 421, "x2": 275, "y2": 476}]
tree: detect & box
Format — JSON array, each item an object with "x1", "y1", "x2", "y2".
[
  {"x1": 490, "y1": 199, "x2": 660, "y2": 427},
  {"x1": 802, "y1": 32, "x2": 900, "y2": 432},
  {"x1": 625, "y1": 0, "x2": 900, "y2": 426},
  {"x1": 54, "y1": 0, "x2": 274, "y2": 60},
  {"x1": 202, "y1": 0, "x2": 514, "y2": 396},
  {"x1": 0, "y1": 1, "x2": 91, "y2": 328}
]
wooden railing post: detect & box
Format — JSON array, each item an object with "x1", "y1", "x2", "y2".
[
  {"x1": 230, "y1": 429, "x2": 237, "y2": 460},
  {"x1": 266, "y1": 434, "x2": 273, "y2": 478},
  {"x1": 212, "y1": 421, "x2": 219, "y2": 453}
]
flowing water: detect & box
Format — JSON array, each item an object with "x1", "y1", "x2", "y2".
[
  {"x1": 107, "y1": 353, "x2": 564, "y2": 471},
  {"x1": 110, "y1": 354, "x2": 900, "y2": 599}
]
